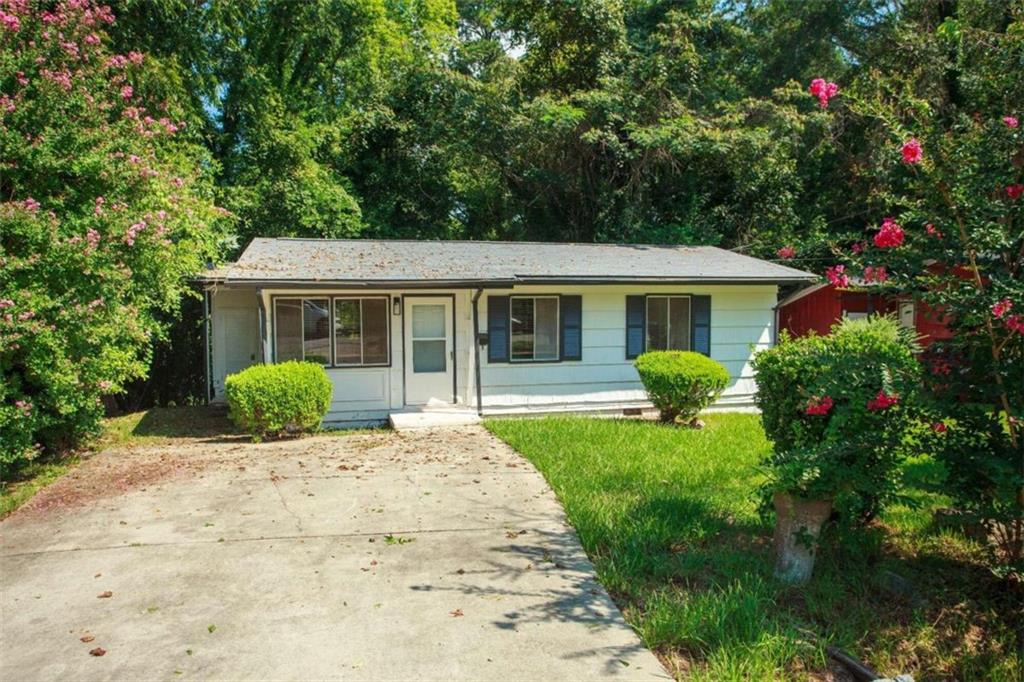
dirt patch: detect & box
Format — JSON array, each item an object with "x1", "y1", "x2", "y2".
[{"x1": 9, "y1": 426, "x2": 519, "y2": 519}]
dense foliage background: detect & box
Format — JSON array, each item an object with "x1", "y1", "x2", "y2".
[{"x1": 2, "y1": 2, "x2": 1021, "y2": 513}]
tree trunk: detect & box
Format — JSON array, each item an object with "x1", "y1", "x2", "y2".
[{"x1": 773, "y1": 492, "x2": 833, "y2": 585}]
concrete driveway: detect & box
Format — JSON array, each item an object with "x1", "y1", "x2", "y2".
[{"x1": 0, "y1": 425, "x2": 668, "y2": 681}]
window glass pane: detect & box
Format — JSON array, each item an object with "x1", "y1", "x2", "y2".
[
  {"x1": 510, "y1": 297, "x2": 534, "y2": 360},
  {"x1": 275, "y1": 299, "x2": 303, "y2": 362},
  {"x1": 362, "y1": 298, "x2": 389, "y2": 364},
  {"x1": 534, "y1": 297, "x2": 559, "y2": 360},
  {"x1": 412, "y1": 304, "x2": 446, "y2": 338},
  {"x1": 334, "y1": 299, "x2": 361, "y2": 364},
  {"x1": 646, "y1": 297, "x2": 669, "y2": 351},
  {"x1": 669, "y1": 297, "x2": 691, "y2": 350},
  {"x1": 413, "y1": 339, "x2": 446, "y2": 373},
  {"x1": 303, "y1": 299, "x2": 330, "y2": 365}
]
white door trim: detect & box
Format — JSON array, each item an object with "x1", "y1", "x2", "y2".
[{"x1": 402, "y1": 295, "x2": 456, "y2": 406}]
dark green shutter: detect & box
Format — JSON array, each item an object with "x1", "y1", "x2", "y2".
[
  {"x1": 560, "y1": 295, "x2": 582, "y2": 361},
  {"x1": 691, "y1": 295, "x2": 711, "y2": 356},
  {"x1": 487, "y1": 296, "x2": 510, "y2": 362},
  {"x1": 626, "y1": 295, "x2": 645, "y2": 359}
]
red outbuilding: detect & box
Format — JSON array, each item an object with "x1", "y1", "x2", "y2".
[{"x1": 777, "y1": 281, "x2": 953, "y2": 346}]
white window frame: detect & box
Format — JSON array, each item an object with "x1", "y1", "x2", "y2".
[
  {"x1": 272, "y1": 296, "x2": 390, "y2": 368},
  {"x1": 509, "y1": 295, "x2": 561, "y2": 363},
  {"x1": 645, "y1": 295, "x2": 692, "y2": 352}
]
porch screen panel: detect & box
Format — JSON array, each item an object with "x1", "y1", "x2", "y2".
[
  {"x1": 275, "y1": 299, "x2": 303, "y2": 362},
  {"x1": 334, "y1": 299, "x2": 362, "y2": 364},
  {"x1": 302, "y1": 299, "x2": 331, "y2": 365},
  {"x1": 361, "y1": 298, "x2": 389, "y2": 364}
]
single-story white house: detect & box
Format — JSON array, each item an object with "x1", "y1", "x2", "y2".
[{"x1": 199, "y1": 238, "x2": 815, "y2": 426}]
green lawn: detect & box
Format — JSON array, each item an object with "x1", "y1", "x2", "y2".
[{"x1": 485, "y1": 414, "x2": 1021, "y2": 681}]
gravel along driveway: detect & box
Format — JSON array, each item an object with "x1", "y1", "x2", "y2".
[{"x1": 0, "y1": 425, "x2": 668, "y2": 681}]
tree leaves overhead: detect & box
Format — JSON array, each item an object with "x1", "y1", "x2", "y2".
[{"x1": 102, "y1": 0, "x2": 1017, "y2": 261}]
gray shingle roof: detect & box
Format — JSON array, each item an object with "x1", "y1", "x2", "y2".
[{"x1": 203, "y1": 238, "x2": 815, "y2": 286}]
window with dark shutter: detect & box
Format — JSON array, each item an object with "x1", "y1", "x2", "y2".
[
  {"x1": 626, "y1": 295, "x2": 645, "y2": 359},
  {"x1": 487, "y1": 296, "x2": 510, "y2": 362},
  {"x1": 560, "y1": 295, "x2": 582, "y2": 361}
]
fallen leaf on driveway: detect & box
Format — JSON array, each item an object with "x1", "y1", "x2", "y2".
[
  {"x1": 80, "y1": 635, "x2": 95, "y2": 643},
  {"x1": 89, "y1": 647, "x2": 106, "y2": 657},
  {"x1": 450, "y1": 609, "x2": 464, "y2": 617},
  {"x1": 97, "y1": 591, "x2": 112, "y2": 598}
]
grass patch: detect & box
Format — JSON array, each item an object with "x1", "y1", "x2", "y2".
[
  {"x1": 0, "y1": 457, "x2": 78, "y2": 518},
  {"x1": 94, "y1": 405, "x2": 239, "y2": 450},
  {"x1": 486, "y1": 414, "x2": 1021, "y2": 681}
]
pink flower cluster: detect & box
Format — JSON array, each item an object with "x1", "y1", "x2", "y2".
[
  {"x1": 901, "y1": 138, "x2": 923, "y2": 165},
  {"x1": 809, "y1": 78, "x2": 839, "y2": 108},
  {"x1": 86, "y1": 228, "x2": 100, "y2": 249},
  {"x1": 992, "y1": 299, "x2": 1013, "y2": 318},
  {"x1": 22, "y1": 197, "x2": 40, "y2": 212},
  {"x1": 1006, "y1": 184, "x2": 1023, "y2": 200},
  {"x1": 867, "y1": 390, "x2": 899, "y2": 412},
  {"x1": 15, "y1": 400, "x2": 33, "y2": 415},
  {"x1": 124, "y1": 220, "x2": 146, "y2": 246},
  {"x1": 777, "y1": 245, "x2": 796, "y2": 259},
  {"x1": 1004, "y1": 116, "x2": 1019, "y2": 129},
  {"x1": 873, "y1": 217, "x2": 904, "y2": 248},
  {"x1": 863, "y1": 265, "x2": 888, "y2": 283},
  {"x1": 805, "y1": 395, "x2": 834, "y2": 416},
  {"x1": 1, "y1": 10, "x2": 20, "y2": 32},
  {"x1": 925, "y1": 223, "x2": 942, "y2": 239},
  {"x1": 826, "y1": 264, "x2": 849, "y2": 288},
  {"x1": 0, "y1": 299, "x2": 14, "y2": 309},
  {"x1": 932, "y1": 421, "x2": 947, "y2": 433},
  {"x1": 996, "y1": 299, "x2": 1024, "y2": 335}
]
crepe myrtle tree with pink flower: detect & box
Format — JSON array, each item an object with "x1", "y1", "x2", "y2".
[
  {"x1": 0, "y1": 0, "x2": 230, "y2": 475},
  {"x1": 806, "y1": 78, "x2": 1024, "y2": 569},
  {"x1": 752, "y1": 317, "x2": 924, "y2": 583}
]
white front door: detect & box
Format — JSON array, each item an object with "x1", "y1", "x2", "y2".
[{"x1": 403, "y1": 297, "x2": 454, "y2": 406}]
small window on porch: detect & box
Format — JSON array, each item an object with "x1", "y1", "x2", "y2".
[
  {"x1": 334, "y1": 297, "x2": 389, "y2": 366},
  {"x1": 274, "y1": 298, "x2": 330, "y2": 365}
]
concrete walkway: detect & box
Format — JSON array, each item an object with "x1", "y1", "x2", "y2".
[{"x1": 0, "y1": 426, "x2": 668, "y2": 681}]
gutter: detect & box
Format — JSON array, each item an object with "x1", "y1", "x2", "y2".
[
  {"x1": 191, "y1": 275, "x2": 818, "y2": 289},
  {"x1": 471, "y1": 288, "x2": 484, "y2": 416}
]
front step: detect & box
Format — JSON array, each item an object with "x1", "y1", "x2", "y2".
[{"x1": 388, "y1": 411, "x2": 482, "y2": 431}]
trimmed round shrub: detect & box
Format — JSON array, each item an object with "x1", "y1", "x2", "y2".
[
  {"x1": 635, "y1": 351, "x2": 730, "y2": 424},
  {"x1": 225, "y1": 361, "x2": 332, "y2": 441},
  {"x1": 751, "y1": 315, "x2": 923, "y2": 522}
]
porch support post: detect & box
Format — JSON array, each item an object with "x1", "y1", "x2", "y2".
[
  {"x1": 203, "y1": 288, "x2": 212, "y2": 403},
  {"x1": 472, "y1": 288, "x2": 484, "y2": 416},
  {"x1": 256, "y1": 288, "x2": 269, "y2": 363}
]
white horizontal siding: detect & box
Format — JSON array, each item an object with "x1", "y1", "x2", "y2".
[
  {"x1": 480, "y1": 284, "x2": 776, "y2": 411},
  {"x1": 209, "y1": 282, "x2": 777, "y2": 420}
]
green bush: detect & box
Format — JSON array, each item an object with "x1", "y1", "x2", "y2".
[
  {"x1": 752, "y1": 316, "x2": 924, "y2": 522},
  {"x1": 225, "y1": 362, "x2": 332, "y2": 441},
  {"x1": 635, "y1": 351, "x2": 730, "y2": 424}
]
